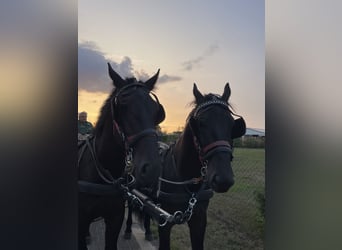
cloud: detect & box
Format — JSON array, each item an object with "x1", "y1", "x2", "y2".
[
  {"x1": 78, "y1": 42, "x2": 112, "y2": 93},
  {"x1": 182, "y1": 43, "x2": 219, "y2": 71},
  {"x1": 158, "y1": 74, "x2": 182, "y2": 84},
  {"x1": 135, "y1": 70, "x2": 182, "y2": 84},
  {"x1": 78, "y1": 41, "x2": 183, "y2": 92},
  {"x1": 182, "y1": 57, "x2": 204, "y2": 71},
  {"x1": 78, "y1": 42, "x2": 136, "y2": 93}
]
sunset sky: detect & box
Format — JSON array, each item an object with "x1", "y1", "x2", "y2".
[{"x1": 78, "y1": 0, "x2": 264, "y2": 133}]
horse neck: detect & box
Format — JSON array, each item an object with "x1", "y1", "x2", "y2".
[
  {"x1": 173, "y1": 124, "x2": 202, "y2": 180},
  {"x1": 94, "y1": 117, "x2": 125, "y2": 170}
]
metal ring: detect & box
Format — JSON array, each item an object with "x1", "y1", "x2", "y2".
[
  {"x1": 200, "y1": 166, "x2": 207, "y2": 177},
  {"x1": 189, "y1": 197, "x2": 197, "y2": 206},
  {"x1": 173, "y1": 211, "x2": 184, "y2": 224},
  {"x1": 126, "y1": 174, "x2": 136, "y2": 186},
  {"x1": 159, "y1": 214, "x2": 168, "y2": 227}
]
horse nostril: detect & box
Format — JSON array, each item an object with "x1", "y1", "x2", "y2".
[{"x1": 212, "y1": 175, "x2": 235, "y2": 192}]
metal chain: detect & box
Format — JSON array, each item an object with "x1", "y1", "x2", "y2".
[
  {"x1": 159, "y1": 194, "x2": 198, "y2": 226},
  {"x1": 119, "y1": 144, "x2": 203, "y2": 227},
  {"x1": 181, "y1": 194, "x2": 197, "y2": 222},
  {"x1": 160, "y1": 159, "x2": 206, "y2": 226},
  {"x1": 120, "y1": 184, "x2": 199, "y2": 227},
  {"x1": 125, "y1": 147, "x2": 134, "y2": 174}
]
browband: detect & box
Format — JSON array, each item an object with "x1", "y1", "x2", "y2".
[{"x1": 193, "y1": 99, "x2": 229, "y2": 117}]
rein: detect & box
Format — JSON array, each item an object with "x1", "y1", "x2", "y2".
[
  {"x1": 156, "y1": 144, "x2": 213, "y2": 225},
  {"x1": 77, "y1": 136, "x2": 136, "y2": 196}
]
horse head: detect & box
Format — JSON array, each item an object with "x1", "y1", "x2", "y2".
[
  {"x1": 188, "y1": 83, "x2": 246, "y2": 192},
  {"x1": 106, "y1": 63, "x2": 165, "y2": 191}
]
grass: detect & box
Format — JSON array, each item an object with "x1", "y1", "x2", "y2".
[{"x1": 149, "y1": 148, "x2": 265, "y2": 249}]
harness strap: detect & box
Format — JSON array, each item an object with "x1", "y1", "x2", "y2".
[
  {"x1": 86, "y1": 137, "x2": 116, "y2": 184},
  {"x1": 78, "y1": 180, "x2": 121, "y2": 196},
  {"x1": 157, "y1": 143, "x2": 209, "y2": 196},
  {"x1": 158, "y1": 176, "x2": 202, "y2": 185},
  {"x1": 78, "y1": 136, "x2": 116, "y2": 184},
  {"x1": 78, "y1": 141, "x2": 87, "y2": 167}
]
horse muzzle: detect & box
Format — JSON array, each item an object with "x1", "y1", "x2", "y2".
[
  {"x1": 134, "y1": 160, "x2": 161, "y2": 190},
  {"x1": 210, "y1": 174, "x2": 234, "y2": 193}
]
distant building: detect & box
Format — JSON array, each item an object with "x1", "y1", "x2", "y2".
[
  {"x1": 244, "y1": 128, "x2": 265, "y2": 137},
  {"x1": 235, "y1": 128, "x2": 265, "y2": 148}
]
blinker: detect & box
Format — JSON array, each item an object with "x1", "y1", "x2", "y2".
[{"x1": 232, "y1": 117, "x2": 246, "y2": 139}]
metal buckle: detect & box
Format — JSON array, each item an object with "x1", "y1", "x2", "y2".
[
  {"x1": 125, "y1": 148, "x2": 134, "y2": 174},
  {"x1": 200, "y1": 160, "x2": 208, "y2": 177}
]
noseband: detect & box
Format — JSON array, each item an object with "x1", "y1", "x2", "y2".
[{"x1": 201, "y1": 140, "x2": 232, "y2": 160}]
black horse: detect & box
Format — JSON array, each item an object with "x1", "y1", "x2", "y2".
[
  {"x1": 155, "y1": 83, "x2": 246, "y2": 250},
  {"x1": 78, "y1": 63, "x2": 165, "y2": 250}
]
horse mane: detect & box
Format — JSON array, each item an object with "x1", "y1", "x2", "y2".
[
  {"x1": 94, "y1": 89, "x2": 115, "y2": 134},
  {"x1": 94, "y1": 77, "x2": 153, "y2": 134}
]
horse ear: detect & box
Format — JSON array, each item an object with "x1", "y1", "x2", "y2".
[
  {"x1": 145, "y1": 69, "x2": 160, "y2": 90},
  {"x1": 222, "y1": 83, "x2": 231, "y2": 102},
  {"x1": 108, "y1": 62, "x2": 124, "y2": 88},
  {"x1": 193, "y1": 83, "x2": 204, "y2": 103}
]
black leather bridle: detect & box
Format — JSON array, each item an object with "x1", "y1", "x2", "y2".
[
  {"x1": 78, "y1": 83, "x2": 162, "y2": 194},
  {"x1": 190, "y1": 98, "x2": 234, "y2": 166},
  {"x1": 110, "y1": 83, "x2": 161, "y2": 150}
]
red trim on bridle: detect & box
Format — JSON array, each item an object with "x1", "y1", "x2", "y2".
[
  {"x1": 201, "y1": 140, "x2": 231, "y2": 155},
  {"x1": 193, "y1": 136, "x2": 232, "y2": 163}
]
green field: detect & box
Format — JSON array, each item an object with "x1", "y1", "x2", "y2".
[{"x1": 150, "y1": 148, "x2": 265, "y2": 250}]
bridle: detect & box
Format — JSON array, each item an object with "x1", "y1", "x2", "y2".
[
  {"x1": 156, "y1": 98, "x2": 235, "y2": 225},
  {"x1": 123, "y1": 97, "x2": 241, "y2": 226},
  {"x1": 110, "y1": 83, "x2": 161, "y2": 174},
  {"x1": 78, "y1": 83, "x2": 161, "y2": 193},
  {"x1": 191, "y1": 98, "x2": 234, "y2": 170},
  {"x1": 111, "y1": 83, "x2": 161, "y2": 147}
]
